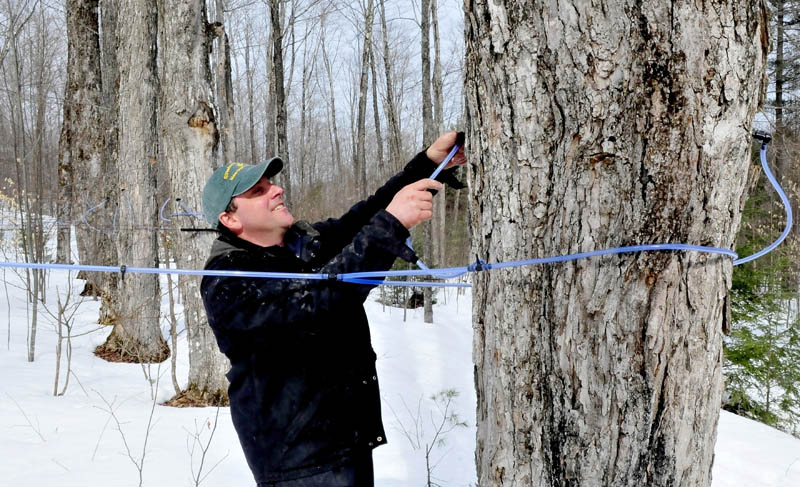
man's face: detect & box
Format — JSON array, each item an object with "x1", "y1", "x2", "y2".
[{"x1": 221, "y1": 177, "x2": 294, "y2": 245}]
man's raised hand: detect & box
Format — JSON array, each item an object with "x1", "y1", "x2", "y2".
[
  {"x1": 426, "y1": 131, "x2": 467, "y2": 169},
  {"x1": 386, "y1": 179, "x2": 444, "y2": 229}
]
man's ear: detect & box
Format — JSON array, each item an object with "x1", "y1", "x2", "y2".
[{"x1": 218, "y1": 212, "x2": 241, "y2": 234}]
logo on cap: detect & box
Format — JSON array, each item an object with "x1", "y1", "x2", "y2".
[{"x1": 223, "y1": 163, "x2": 245, "y2": 181}]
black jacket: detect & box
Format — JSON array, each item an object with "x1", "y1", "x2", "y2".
[{"x1": 200, "y1": 151, "x2": 461, "y2": 483}]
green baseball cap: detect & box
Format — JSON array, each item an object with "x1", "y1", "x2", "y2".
[{"x1": 202, "y1": 157, "x2": 283, "y2": 225}]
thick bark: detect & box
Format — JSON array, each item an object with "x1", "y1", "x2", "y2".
[
  {"x1": 97, "y1": 0, "x2": 121, "y2": 327},
  {"x1": 213, "y1": 0, "x2": 235, "y2": 165},
  {"x1": 465, "y1": 1, "x2": 769, "y2": 486},
  {"x1": 103, "y1": 0, "x2": 168, "y2": 363},
  {"x1": 57, "y1": 2, "x2": 103, "y2": 267},
  {"x1": 58, "y1": 0, "x2": 106, "y2": 281},
  {"x1": 158, "y1": 0, "x2": 228, "y2": 400}
]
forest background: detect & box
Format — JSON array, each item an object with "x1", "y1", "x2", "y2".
[{"x1": 0, "y1": 0, "x2": 798, "y2": 451}]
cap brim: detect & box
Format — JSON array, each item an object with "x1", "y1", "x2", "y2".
[{"x1": 232, "y1": 157, "x2": 284, "y2": 197}]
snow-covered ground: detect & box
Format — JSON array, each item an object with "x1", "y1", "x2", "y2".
[{"x1": 1, "y1": 269, "x2": 799, "y2": 487}]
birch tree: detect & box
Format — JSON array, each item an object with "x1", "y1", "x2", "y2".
[
  {"x1": 159, "y1": 0, "x2": 228, "y2": 402},
  {"x1": 465, "y1": 1, "x2": 769, "y2": 485}
]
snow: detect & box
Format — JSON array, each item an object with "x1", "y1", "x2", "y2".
[{"x1": 1, "y1": 271, "x2": 799, "y2": 487}]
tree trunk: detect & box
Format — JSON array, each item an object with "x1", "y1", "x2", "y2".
[
  {"x1": 298, "y1": 25, "x2": 312, "y2": 192},
  {"x1": 33, "y1": 9, "x2": 49, "y2": 304},
  {"x1": 58, "y1": 0, "x2": 104, "y2": 275},
  {"x1": 57, "y1": 2, "x2": 103, "y2": 268},
  {"x1": 101, "y1": 0, "x2": 168, "y2": 363},
  {"x1": 420, "y1": 0, "x2": 434, "y2": 324},
  {"x1": 244, "y1": 23, "x2": 257, "y2": 165},
  {"x1": 464, "y1": 1, "x2": 768, "y2": 485},
  {"x1": 354, "y1": 0, "x2": 374, "y2": 199},
  {"x1": 212, "y1": 0, "x2": 235, "y2": 165},
  {"x1": 158, "y1": 0, "x2": 229, "y2": 402},
  {"x1": 370, "y1": 44, "x2": 384, "y2": 179},
  {"x1": 431, "y1": 0, "x2": 444, "y2": 133},
  {"x1": 431, "y1": 0, "x2": 445, "y2": 269},
  {"x1": 269, "y1": 0, "x2": 290, "y2": 202},
  {"x1": 378, "y1": 0, "x2": 402, "y2": 170},
  {"x1": 97, "y1": 0, "x2": 121, "y2": 327},
  {"x1": 6, "y1": 7, "x2": 39, "y2": 361},
  {"x1": 774, "y1": 1, "x2": 785, "y2": 179},
  {"x1": 321, "y1": 22, "x2": 343, "y2": 176},
  {"x1": 264, "y1": 12, "x2": 276, "y2": 158}
]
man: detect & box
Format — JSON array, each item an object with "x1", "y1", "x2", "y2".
[{"x1": 200, "y1": 132, "x2": 466, "y2": 486}]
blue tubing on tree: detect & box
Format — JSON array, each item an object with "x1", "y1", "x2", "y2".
[{"x1": 0, "y1": 138, "x2": 788, "y2": 287}]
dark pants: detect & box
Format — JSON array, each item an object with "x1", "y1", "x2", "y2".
[{"x1": 259, "y1": 451, "x2": 374, "y2": 487}]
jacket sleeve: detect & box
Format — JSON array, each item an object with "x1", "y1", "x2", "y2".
[
  {"x1": 201, "y1": 210, "x2": 410, "y2": 352},
  {"x1": 311, "y1": 150, "x2": 462, "y2": 261}
]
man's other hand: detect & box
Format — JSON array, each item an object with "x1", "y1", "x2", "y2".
[
  {"x1": 426, "y1": 131, "x2": 467, "y2": 169},
  {"x1": 386, "y1": 179, "x2": 444, "y2": 229}
]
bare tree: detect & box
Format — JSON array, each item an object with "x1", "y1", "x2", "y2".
[
  {"x1": 98, "y1": 0, "x2": 168, "y2": 363},
  {"x1": 58, "y1": 0, "x2": 103, "y2": 267},
  {"x1": 212, "y1": 0, "x2": 236, "y2": 165},
  {"x1": 159, "y1": 0, "x2": 229, "y2": 403},
  {"x1": 94, "y1": 0, "x2": 122, "y2": 328},
  {"x1": 320, "y1": 17, "x2": 343, "y2": 176},
  {"x1": 57, "y1": 0, "x2": 107, "y2": 320},
  {"x1": 465, "y1": 1, "x2": 769, "y2": 485},
  {"x1": 268, "y1": 0, "x2": 290, "y2": 202},
  {"x1": 430, "y1": 0, "x2": 445, "y2": 270},
  {"x1": 420, "y1": 0, "x2": 434, "y2": 324},
  {"x1": 354, "y1": 0, "x2": 374, "y2": 199},
  {"x1": 3, "y1": 0, "x2": 49, "y2": 361},
  {"x1": 369, "y1": 42, "x2": 384, "y2": 177},
  {"x1": 243, "y1": 23, "x2": 257, "y2": 164},
  {"x1": 378, "y1": 0, "x2": 402, "y2": 171}
]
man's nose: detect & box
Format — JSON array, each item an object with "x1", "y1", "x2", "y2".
[{"x1": 270, "y1": 185, "x2": 284, "y2": 198}]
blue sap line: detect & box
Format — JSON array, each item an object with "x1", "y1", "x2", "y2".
[
  {"x1": 732, "y1": 143, "x2": 792, "y2": 265},
  {"x1": 0, "y1": 141, "x2": 788, "y2": 287}
]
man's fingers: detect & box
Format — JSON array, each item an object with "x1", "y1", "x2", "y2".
[{"x1": 410, "y1": 178, "x2": 444, "y2": 192}]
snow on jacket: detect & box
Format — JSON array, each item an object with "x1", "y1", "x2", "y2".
[{"x1": 200, "y1": 151, "x2": 461, "y2": 483}]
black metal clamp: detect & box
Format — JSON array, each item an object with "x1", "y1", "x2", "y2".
[
  {"x1": 470, "y1": 254, "x2": 489, "y2": 272},
  {"x1": 753, "y1": 129, "x2": 772, "y2": 144}
]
